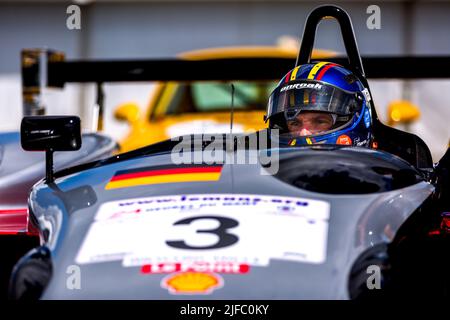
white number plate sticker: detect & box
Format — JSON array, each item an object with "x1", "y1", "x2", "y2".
[{"x1": 75, "y1": 194, "x2": 330, "y2": 266}]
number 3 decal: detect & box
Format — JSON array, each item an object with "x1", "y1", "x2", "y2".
[{"x1": 166, "y1": 216, "x2": 239, "y2": 250}]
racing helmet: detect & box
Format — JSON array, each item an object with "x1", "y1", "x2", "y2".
[{"x1": 266, "y1": 62, "x2": 373, "y2": 147}]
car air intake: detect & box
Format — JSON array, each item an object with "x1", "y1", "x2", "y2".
[{"x1": 273, "y1": 147, "x2": 423, "y2": 194}]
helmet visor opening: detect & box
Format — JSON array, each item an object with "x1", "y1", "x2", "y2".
[{"x1": 267, "y1": 80, "x2": 363, "y2": 121}]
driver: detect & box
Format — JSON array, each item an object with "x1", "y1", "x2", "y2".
[
  {"x1": 266, "y1": 62, "x2": 374, "y2": 147},
  {"x1": 286, "y1": 111, "x2": 335, "y2": 137}
]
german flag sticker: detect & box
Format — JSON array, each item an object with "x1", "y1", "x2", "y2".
[{"x1": 105, "y1": 164, "x2": 223, "y2": 190}]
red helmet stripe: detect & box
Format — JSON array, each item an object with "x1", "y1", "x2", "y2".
[
  {"x1": 285, "y1": 70, "x2": 292, "y2": 83},
  {"x1": 315, "y1": 63, "x2": 338, "y2": 80}
]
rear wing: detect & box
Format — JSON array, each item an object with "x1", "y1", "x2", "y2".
[{"x1": 21, "y1": 49, "x2": 450, "y2": 127}]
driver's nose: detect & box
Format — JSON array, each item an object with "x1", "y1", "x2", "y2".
[{"x1": 299, "y1": 128, "x2": 313, "y2": 136}]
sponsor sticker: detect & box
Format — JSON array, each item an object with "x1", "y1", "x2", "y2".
[
  {"x1": 161, "y1": 272, "x2": 223, "y2": 295},
  {"x1": 75, "y1": 194, "x2": 330, "y2": 266},
  {"x1": 336, "y1": 134, "x2": 352, "y2": 145},
  {"x1": 363, "y1": 109, "x2": 371, "y2": 128},
  {"x1": 141, "y1": 262, "x2": 250, "y2": 274},
  {"x1": 362, "y1": 88, "x2": 372, "y2": 102},
  {"x1": 280, "y1": 82, "x2": 323, "y2": 92}
]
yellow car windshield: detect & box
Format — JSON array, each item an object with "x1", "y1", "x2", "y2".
[{"x1": 153, "y1": 81, "x2": 278, "y2": 117}]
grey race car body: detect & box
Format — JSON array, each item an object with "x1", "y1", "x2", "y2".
[{"x1": 22, "y1": 139, "x2": 437, "y2": 299}]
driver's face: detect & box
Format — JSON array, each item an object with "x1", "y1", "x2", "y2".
[{"x1": 287, "y1": 111, "x2": 334, "y2": 136}]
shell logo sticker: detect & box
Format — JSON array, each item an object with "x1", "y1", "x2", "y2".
[
  {"x1": 162, "y1": 272, "x2": 223, "y2": 295},
  {"x1": 336, "y1": 135, "x2": 352, "y2": 145}
]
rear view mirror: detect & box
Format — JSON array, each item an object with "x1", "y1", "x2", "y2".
[
  {"x1": 387, "y1": 100, "x2": 421, "y2": 126},
  {"x1": 21, "y1": 116, "x2": 81, "y2": 183},
  {"x1": 114, "y1": 102, "x2": 140, "y2": 123},
  {"x1": 21, "y1": 116, "x2": 81, "y2": 151}
]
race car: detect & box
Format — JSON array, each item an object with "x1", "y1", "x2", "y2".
[
  {"x1": 114, "y1": 45, "x2": 336, "y2": 153},
  {"x1": 8, "y1": 5, "x2": 450, "y2": 300}
]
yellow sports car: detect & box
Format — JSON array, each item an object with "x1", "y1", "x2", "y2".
[{"x1": 114, "y1": 46, "x2": 335, "y2": 152}]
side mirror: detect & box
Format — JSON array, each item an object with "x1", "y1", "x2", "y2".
[
  {"x1": 387, "y1": 100, "x2": 421, "y2": 126},
  {"x1": 114, "y1": 102, "x2": 140, "y2": 123},
  {"x1": 21, "y1": 116, "x2": 81, "y2": 183}
]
